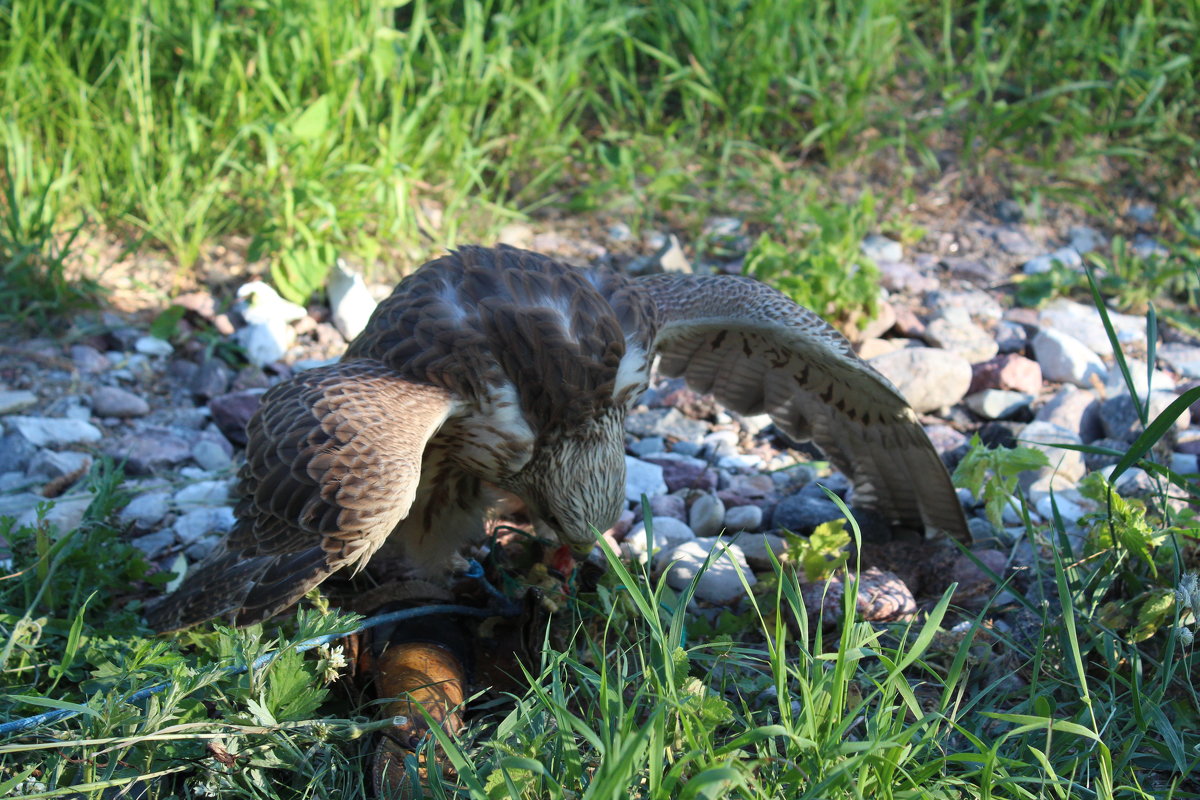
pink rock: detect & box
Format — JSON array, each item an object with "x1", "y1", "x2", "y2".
[{"x1": 970, "y1": 354, "x2": 1043, "y2": 395}]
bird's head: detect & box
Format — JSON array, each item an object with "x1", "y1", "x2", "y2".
[{"x1": 503, "y1": 410, "x2": 627, "y2": 557}]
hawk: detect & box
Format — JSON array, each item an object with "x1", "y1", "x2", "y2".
[{"x1": 147, "y1": 245, "x2": 968, "y2": 631}]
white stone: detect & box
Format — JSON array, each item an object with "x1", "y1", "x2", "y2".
[
  {"x1": 662, "y1": 539, "x2": 757, "y2": 604},
  {"x1": 17, "y1": 493, "x2": 95, "y2": 537},
  {"x1": 1035, "y1": 494, "x2": 1090, "y2": 528},
  {"x1": 192, "y1": 440, "x2": 233, "y2": 472},
  {"x1": 135, "y1": 336, "x2": 174, "y2": 357},
  {"x1": 1023, "y1": 246, "x2": 1082, "y2": 275},
  {"x1": 328, "y1": 260, "x2": 378, "y2": 342},
  {"x1": 717, "y1": 454, "x2": 763, "y2": 471},
  {"x1": 174, "y1": 479, "x2": 232, "y2": 507},
  {"x1": 120, "y1": 491, "x2": 172, "y2": 527},
  {"x1": 688, "y1": 493, "x2": 726, "y2": 538},
  {"x1": 6, "y1": 416, "x2": 102, "y2": 446},
  {"x1": 1038, "y1": 299, "x2": 1146, "y2": 357},
  {"x1": 965, "y1": 390, "x2": 1035, "y2": 420},
  {"x1": 1102, "y1": 359, "x2": 1176, "y2": 400},
  {"x1": 27, "y1": 450, "x2": 92, "y2": 481},
  {"x1": 173, "y1": 506, "x2": 237, "y2": 544},
  {"x1": 861, "y1": 234, "x2": 903, "y2": 263},
  {"x1": 0, "y1": 390, "x2": 37, "y2": 415},
  {"x1": 1031, "y1": 329, "x2": 1107, "y2": 388},
  {"x1": 1019, "y1": 421, "x2": 1086, "y2": 490},
  {"x1": 870, "y1": 347, "x2": 973, "y2": 413},
  {"x1": 625, "y1": 516, "x2": 695, "y2": 565},
  {"x1": 735, "y1": 532, "x2": 787, "y2": 568},
  {"x1": 625, "y1": 456, "x2": 668, "y2": 503},
  {"x1": 723, "y1": 504, "x2": 763, "y2": 532}
]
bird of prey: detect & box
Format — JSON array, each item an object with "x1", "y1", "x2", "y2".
[{"x1": 147, "y1": 245, "x2": 968, "y2": 631}]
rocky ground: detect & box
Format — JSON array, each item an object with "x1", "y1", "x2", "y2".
[{"x1": 1, "y1": 206, "x2": 1198, "y2": 636}]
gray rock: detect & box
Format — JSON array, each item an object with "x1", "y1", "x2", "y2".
[
  {"x1": 1037, "y1": 299, "x2": 1146, "y2": 357},
  {"x1": 5, "y1": 416, "x2": 102, "y2": 446},
  {"x1": 131, "y1": 529, "x2": 176, "y2": 558},
  {"x1": 185, "y1": 534, "x2": 222, "y2": 561},
  {"x1": 69, "y1": 344, "x2": 111, "y2": 374},
  {"x1": 925, "y1": 289, "x2": 1004, "y2": 322},
  {"x1": 173, "y1": 506, "x2": 237, "y2": 544},
  {"x1": 135, "y1": 336, "x2": 174, "y2": 357},
  {"x1": 625, "y1": 408, "x2": 708, "y2": 443},
  {"x1": 625, "y1": 456, "x2": 668, "y2": 502},
  {"x1": 209, "y1": 390, "x2": 265, "y2": 446},
  {"x1": 0, "y1": 390, "x2": 38, "y2": 415},
  {"x1": 625, "y1": 516, "x2": 696, "y2": 564},
  {"x1": 644, "y1": 494, "x2": 687, "y2": 522},
  {"x1": 966, "y1": 390, "x2": 1035, "y2": 420},
  {"x1": 724, "y1": 504, "x2": 763, "y2": 532},
  {"x1": 1158, "y1": 344, "x2": 1200, "y2": 379},
  {"x1": 17, "y1": 493, "x2": 94, "y2": 536},
  {"x1": 994, "y1": 320, "x2": 1029, "y2": 354},
  {"x1": 1103, "y1": 359, "x2": 1176, "y2": 400},
  {"x1": 735, "y1": 532, "x2": 787, "y2": 568},
  {"x1": 870, "y1": 347, "x2": 973, "y2": 413},
  {"x1": 861, "y1": 234, "x2": 903, "y2": 263},
  {"x1": 174, "y1": 479, "x2": 232, "y2": 507},
  {"x1": 1022, "y1": 246, "x2": 1082, "y2": 275},
  {"x1": 190, "y1": 358, "x2": 233, "y2": 400},
  {"x1": 772, "y1": 494, "x2": 844, "y2": 533},
  {"x1": 1099, "y1": 391, "x2": 1189, "y2": 442},
  {"x1": 607, "y1": 222, "x2": 633, "y2": 242},
  {"x1": 120, "y1": 490, "x2": 172, "y2": 528},
  {"x1": 701, "y1": 430, "x2": 740, "y2": 458},
  {"x1": 663, "y1": 539, "x2": 756, "y2": 603},
  {"x1": 877, "y1": 260, "x2": 939, "y2": 294},
  {"x1": 925, "y1": 310, "x2": 999, "y2": 363},
  {"x1": 629, "y1": 436, "x2": 666, "y2": 457},
  {"x1": 1068, "y1": 226, "x2": 1106, "y2": 254},
  {"x1": 1030, "y1": 329, "x2": 1107, "y2": 387},
  {"x1": 717, "y1": 453, "x2": 763, "y2": 471},
  {"x1": 1132, "y1": 235, "x2": 1170, "y2": 259},
  {"x1": 1129, "y1": 203, "x2": 1156, "y2": 224},
  {"x1": 91, "y1": 386, "x2": 150, "y2": 418},
  {"x1": 641, "y1": 454, "x2": 717, "y2": 493},
  {"x1": 104, "y1": 426, "x2": 193, "y2": 474},
  {"x1": 1170, "y1": 451, "x2": 1197, "y2": 476},
  {"x1": 688, "y1": 493, "x2": 726, "y2": 538},
  {"x1": 0, "y1": 491, "x2": 48, "y2": 523},
  {"x1": 1035, "y1": 386, "x2": 1102, "y2": 441},
  {"x1": 1017, "y1": 421, "x2": 1085, "y2": 491},
  {"x1": 27, "y1": 450, "x2": 92, "y2": 481},
  {"x1": 1082, "y1": 437, "x2": 1126, "y2": 472},
  {"x1": 0, "y1": 431, "x2": 37, "y2": 472},
  {"x1": 191, "y1": 440, "x2": 233, "y2": 471}
]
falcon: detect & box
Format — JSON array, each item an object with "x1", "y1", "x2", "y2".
[{"x1": 147, "y1": 245, "x2": 968, "y2": 631}]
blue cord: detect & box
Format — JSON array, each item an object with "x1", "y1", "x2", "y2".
[{"x1": 0, "y1": 603, "x2": 501, "y2": 738}]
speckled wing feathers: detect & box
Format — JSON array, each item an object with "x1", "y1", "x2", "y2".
[
  {"x1": 638, "y1": 273, "x2": 969, "y2": 542},
  {"x1": 145, "y1": 360, "x2": 458, "y2": 631}
]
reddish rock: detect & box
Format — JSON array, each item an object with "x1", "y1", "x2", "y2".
[
  {"x1": 209, "y1": 389, "x2": 265, "y2": 446},
  {"x1": 641, "y1": 456, "x2": 718, "y2": 493},
  {"x1": 891, "y1": 305, "x2": 926, "y2": 338},
  {"x1": 969, "y1": 353, "x2": 1043, "y2": 395}
]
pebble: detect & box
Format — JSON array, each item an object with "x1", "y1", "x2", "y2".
[
  {"x1": 925, "y1": 289, "x2": 1004, "y2": 322},
  {"x1": 624, "y1": 456, "x2": 668, "y2": 502},
  {"x1": 861, "y1": 234, "x2": 903, "y2": 263},
  {"x1": 1035, "y1": 386, "x2": 1102, "y2": 442},
  {"x1": 625, "y1": 408, "x2": 708, "y2": 443},
  {"x1": 924, "y1": 310, "x2": 999, "y2": 363},
  {"x1": 1068, "y1": 226, "x2": 1106, "y2": 254},
  {"x1": 687, "y1": 493, "x2": 726, "y2": 538},
  {"x1": 27, "y1": 450, "x2": 92, "y2": 481},
  {"x1": 1022, "y1": 246, "x2": 1082, "y2": 275},
  {"x1": 1017, "y1": 421, "x2": 1086, "y2": 490},
  {"x1": 69, "y1": 345, "x2": 111, "y2": 374},
  {"x1": 192, "y1": 440, "x2": 233, "y2": 472},
  {"x1": 662, "y1": 539, "x2": 756, "y2": 604},
  {"x1": 120, "y1": 490, "x2": 172, "y2": 528},
  {"x1": 723, "y1": 504, "x2": 763, "y2": 532},
  {"x1": 772, "y1": 494, "x2": 845, "y2": 534},
  {"x1": 173, "y1": 506, "x2": 237, "y2": 544},
  {"x1": 966, "y1": 390, "x2": 1035, "y2": 420},
  {"x1": 1157, "y1": 344, "x2": 1200, "y2": 379},
  {"x1": 870, "y1": 347, "x2": 973, "y2": 413},
  {"x1": 208, "y1": 390, "x2": 265, "y2": 446},
  {"x1": 877, "y1": 261, "x2": 939, "y2": 294},
  {"x1": 0, "y1": 432, "x2": 38, "y2": 473},
  {"x1": 0, "y1": 391, "x2": 38, "y2": 415},
  {"x1": 91, "y1": 386, "x2": 151, "y2": 418},
  {"x1": 190, "y1": 358, "x2": 233, "y2": 401},
  {"x1": 5, "y1": 416, "x2": 103, "y2": 446},
  {"x1": 131, "y1": 530, "x2": 176, "y2": 557},
  {"x1": 174, "y1": 480, "x2": 232, "y2": 507},
  {"x1": 236, "y1": 321, "x2": 295, "y2": 367},
  {"x1": 17, "y1": 493, "x2": 94, "y2": 536},
  {"x1": 1038, "y1": 299, "x2": 1145, "y2": 357},
  {"x1": 104, "y1": 426, "x2": 194, "y2": 474},
  {"x1": 1099, "y1": 391, "x2": 1189, "y2": 442},
  {"x1": 1102, "y1": 359, "x2": 1176, "y2": 400},
  {"x1": 135, "y1": 336, "x2": 174, "y2": 357},
  {"x1": 1030, "y1": 329, "x2": 1107, "y2": 388},
  {"x1": 625, "y1": 516, "x2": 696, "y2": 564},
  {"x1": 236, "y1": 280, "x2": 309, "y2": 325},
  {"x1": 735, "y1": 532, "x2": 787, "y2": 568},
  {"x1": 969, "y1": 354, "x2": 1043, "y2": 396}
]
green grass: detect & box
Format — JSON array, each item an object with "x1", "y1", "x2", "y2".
[{"x1": 1, "y1": 0, "x2": 1198, "y2": 304}]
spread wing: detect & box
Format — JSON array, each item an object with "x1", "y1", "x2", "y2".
[
  {"x1": 637, "y1": 273, "x2": 969, "y2": 542},
  {"x1": 146, "y1": 359, "x2": 460, "y2": 631}
]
